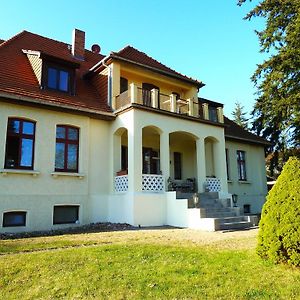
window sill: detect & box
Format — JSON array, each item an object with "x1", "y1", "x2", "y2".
[
  {"x1": 0, "y1": 169, "x2": 40, "y2": 177},
  {"x1": 238, "y1": 180, "x2": 251, "y2": 184},
  {"x1": 51, "y1": 172, "x2": 85, "y2": 179},
  {"x1": 227, "y1": 180, "x2": 233, "y2": 184}
]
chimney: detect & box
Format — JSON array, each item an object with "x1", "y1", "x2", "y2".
[{"x1": 72, "y1": 29, "x2": 85, "y2": 60}]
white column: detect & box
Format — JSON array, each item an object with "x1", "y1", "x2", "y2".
[
  {"x1": 196, "y1": 137, "x2": 206, "y2": 193},
  {"x1": 188, "y1": 98, "x2": 194, "y2": 116},
  {"x1": 130, "y1": 83, "x2": 137, "y2": 104},
  {"x1": 202, "y1": 103, "x2": 209, "y2": 120},
  {"x1": 151, "y1": 88, "x2": 159, "y2": 108},
  {"x1": 214, "y1": 139, "x2": 228, "y2": 193},
  {"x1": 127, "y1": 116, "x2": 142, "y2": 192},
  {"x1": 160, "y1": 131, "x2": 170, "y2": 191},
  {"x1": 217, "y1": 107, "x2": 224, "y2": 123},
  {"x1": 170, "y1": 93, "x2": 177, "y2": 113}
]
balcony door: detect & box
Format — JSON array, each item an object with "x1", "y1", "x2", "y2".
[{"x1": 142, "y1": 83, "x2": 159, "y2": 108}]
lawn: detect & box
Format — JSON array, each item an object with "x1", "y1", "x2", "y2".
[{"x1": 0, "y1": 228, "x2": 299, "y2": 299}]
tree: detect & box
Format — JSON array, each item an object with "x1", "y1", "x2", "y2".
[
  {"x1": 257, "y1": 156, "x2": 300, "y2": 266},
  {"x1": 231, "y1": 101, "x2": 249, "y2": 129},
  {"x1": 238, "y1": 0, "x2": 300, "y2": 173}
]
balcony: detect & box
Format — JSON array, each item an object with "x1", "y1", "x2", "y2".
[{"x1": 114, "y1": 83, "x2": 224, "y2": 123}]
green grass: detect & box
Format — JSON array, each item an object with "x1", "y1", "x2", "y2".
[{"x1": 0, "y1": 230, "x2": 299, "y2": 299}]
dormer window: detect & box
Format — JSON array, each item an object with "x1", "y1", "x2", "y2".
[
  {"x1": 45, "y1": 65, "x2": 73, "y2": 93},
  {"x1": 47, "y1": 67, "x2": 70, "y2": 92}
]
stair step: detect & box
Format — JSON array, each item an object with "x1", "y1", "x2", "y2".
[
  {"x1": 219, "y1": 216, "x2": 248, "y2": 224},
  {"x1": 219, "y1": 221, "x2": 252, "y2": 230}
]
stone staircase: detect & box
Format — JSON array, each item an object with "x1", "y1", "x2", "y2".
[{"x1": 177, "y1": 191, "x2": 254, "y2": 231}]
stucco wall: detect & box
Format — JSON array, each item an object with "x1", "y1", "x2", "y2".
[
  {"x1": 0, "y1": 101, "x2": 111, "y2": 232},
  {"x1": 225, "y1": 140, "x2": 268, "y2": 213}
]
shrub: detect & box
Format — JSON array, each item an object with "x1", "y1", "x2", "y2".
[{"x1": 257, "y1": 156, "x2": 300, "y2": 266}]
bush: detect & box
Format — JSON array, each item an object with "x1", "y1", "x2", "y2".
[{"x1": 257, "y1": 156, "x2": 300, "y2": 266}]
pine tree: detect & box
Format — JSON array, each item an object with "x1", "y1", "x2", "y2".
[
  {"x1": 231, "y1": 101, "x2": 249, "y2": 129},
  {"x1": 238, "y1": 0, "x2": 300, "y2": 174}
]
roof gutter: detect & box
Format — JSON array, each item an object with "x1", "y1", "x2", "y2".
[{"x1": 0, "y1": 91, "x2": 115, "y2": 120}]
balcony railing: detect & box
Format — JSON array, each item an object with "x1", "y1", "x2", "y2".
[{"x1": 114, "y1": 83, "x2": 223, "y2": 123}]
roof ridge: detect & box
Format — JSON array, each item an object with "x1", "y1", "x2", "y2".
[{"x1": 0, "y1": 30, "x2": 27, "y2": 49}]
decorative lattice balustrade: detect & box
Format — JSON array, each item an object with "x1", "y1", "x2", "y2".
[
  {"x1": 206, "y1": 177, "x2": 221, "y2": 192},
  {"x1": 115, "y1": 175, "x2": 128, "y2": 192},
  {"x1": 142, "y1": 174, "x2": 164, "y2": 192}
]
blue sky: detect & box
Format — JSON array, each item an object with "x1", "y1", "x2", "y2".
[{"x1": 1, "y1": 0, "x2": 265, "y2": 117}]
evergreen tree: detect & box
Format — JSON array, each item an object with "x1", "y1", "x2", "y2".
[
  {"x1": 231, "y1": 101, "x2": 249, "y2": 129},
  {"x1": 238, "y1": 0, "x2": 300, "y2": 172}
]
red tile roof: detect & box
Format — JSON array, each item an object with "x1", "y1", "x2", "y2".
[
  {"x1": 224, "y1": 116, "x2": 270, "y2": 146},
  {"x1": 0, "y1": 31, "x2": 112, "y2": 114},
  {"x1": 110, "y1": 45, "x2": 204, "y2": 87}
]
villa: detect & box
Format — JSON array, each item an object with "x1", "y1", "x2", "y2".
[{"x1": 0, "y1": 29, "x2": 269, "y2": 232}]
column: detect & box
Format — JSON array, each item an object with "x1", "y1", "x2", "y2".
[
  {"x1": 160, "y1": 131, "x2": 170, "y2": 191},
  {"x1": 151, "y1": 88, "x2": 159, "y2": 108},
  {"x1": 130, "y1": 83, "x2": 137, "y2": 104},
  {"x1": 214, "y1": 139, "x2": 228, "y2": 193},
  {"x1": 127, "y1": 116, "x2": 142, "y2": 192},
  {"x1": 188, "y1": 98, "x2": 194, "y2": 116},
  {"x1": 217, "y1": 107, "x2": 224, "y2": 123},
  {"x1": 196, "y1": 137, "x2": 206, "y2": 193},
  {"x1": 170, "y1": 93, "x2": 177, "y2": 113},
  {"x1": 202, "y1": 103, "x2": 209, "y2": 120}
]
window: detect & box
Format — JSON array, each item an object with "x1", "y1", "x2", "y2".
[
  {"x1": 174, "y1": 152, "x2": 182, "y2": 180},
  {"x1": 55, "y1": 125, "x2": 79, "y2": 172},
  {"x1": 142, "y1": 147, "x2": 160, "y2": 175},
  {"x1": 237, "y1": 150, "x2": 247, "y2": 181},
  {"x1": 244, "y1": 204, "x2": 251, "y2": 214},
  {"x1": 225, "y1": 148, "x2": 230, "y2": 180},
  {"x1": 53, "y1": 205, "x2": 79, "y2": 224},
  {"x1": 46, "y1": 66, "x2": 71, "y2": 92},
  {"x1": 120, "y1": 77, "x2": 128, "y2": 94},
  {"x1": 4, "y1": 118, "x2": 36, "y2": 169},
  {"x1": 3, "y1": 211, "x2": 26, "y2": 227},
  {"x1": 121, "y1": 145, "x2": 128, "y2": 171},
  {"x1": 209, "y1": 106, "x2": 218, "y2": 122}
]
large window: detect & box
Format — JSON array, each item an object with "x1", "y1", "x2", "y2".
[
  {"x1": 237, "y1": 150, "x2": 247, "y2": 181},
  {"x1": 3, "y1": 211, "x2": 26, "y2": 227},
  {"x1": 4, "y1": 118, "x2": 36, "y2": 169},
  {"x1": 55, "y1": 125, "x2": 79, "y2": 172},
  {"x1": 53, "y1": 205, "x2": 79, "y2": 225},
  {"x1": 46, "y1": 66, "x2": 71, "y2": 92}
]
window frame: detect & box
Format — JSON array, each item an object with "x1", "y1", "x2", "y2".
[
  {"x1": 4, "y1": 118, "x2": 36, "y2": 170},
  {"x1": 53, "y1": 205, "x2": 79, "y2": 225},
  {"x1": 237, "y1": 150, "x2": 247, "y2": 181},
  {"x1": 43, "y1": 63, "x2": 74, "y2": 94},
  {"x1": 55, "y1": 125, "x2": 79, "y2": 173},
  {"x1": 2, "y1": 211, "x2": 27, "y2": 227}
]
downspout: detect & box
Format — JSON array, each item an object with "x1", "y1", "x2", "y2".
[{"x1": 102, "y1": 61, "x2": 112, "y2": 108}]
